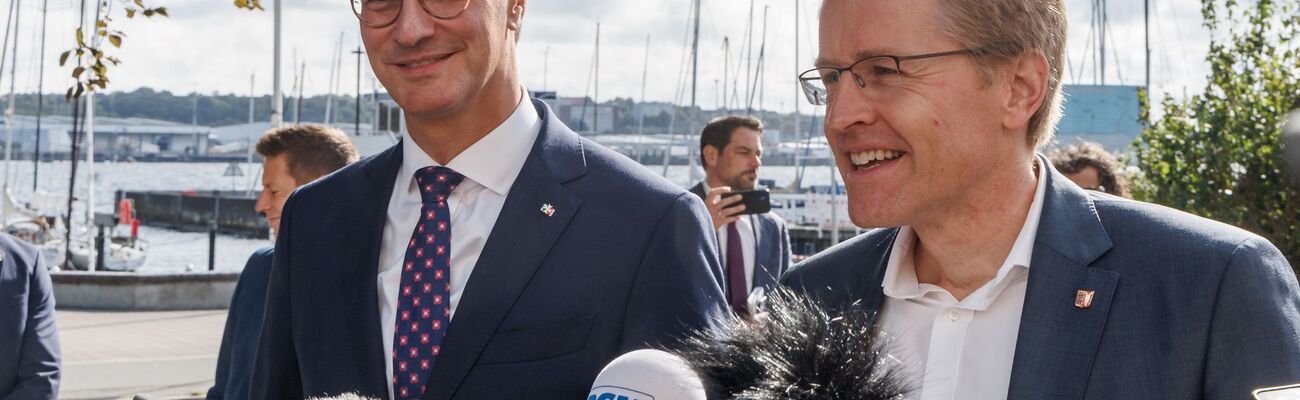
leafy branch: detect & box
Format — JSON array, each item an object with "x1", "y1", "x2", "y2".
[{"x1": 58, "y1": 0, "x2": 169, "y2": 100}]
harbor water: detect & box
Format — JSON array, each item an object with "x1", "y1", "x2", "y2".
[{"x1": 2, "y1": 160, "x2": 846, "y2": 272}]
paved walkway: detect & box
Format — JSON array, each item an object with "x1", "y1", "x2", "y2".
[{"x1": 58, "y1": 309, "x2": 226, "y2": 400}]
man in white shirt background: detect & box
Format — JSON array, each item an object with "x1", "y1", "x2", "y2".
[
  {"x1": 689, "y1": 115, "x2": 792, "y2": 317},
  {"x1": 782, "y1": 0, "x2": 1300, "y2": 398}
]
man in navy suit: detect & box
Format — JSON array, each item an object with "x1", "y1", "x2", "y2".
[
  {"x1": 250, "y1": 0, "x2": 727, "y2": 398},
  {"x1": 784, "y1": 0, "x2": 1300, "y2": 398},
  {"x1": 208, "y1": 125, "x2": 358, "y2": 400},
  {"x1": 688, "y1": 115, "x2": 791, "y2": 316},
  {"x1": 0, "y1": 233, "x2": 60, "y2": 399}
]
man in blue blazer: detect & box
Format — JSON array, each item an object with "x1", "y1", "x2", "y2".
[
  {"x1": 784, "y1": 0, "x2": 1300, "y2": 398},
  {"x1": 250, "y1": 0, "x2": 727, "y2": 398},
  {"x1": 689, "y1": 115, "x2": 792, "y2": 315},
  {"x1": 0, "y1": 233, "x2": 60, "y2": 399}
]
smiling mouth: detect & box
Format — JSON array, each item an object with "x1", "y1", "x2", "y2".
[
  {"x1": 849, "y1": 150, "x2": 905, "y2": 170},
  {"x1": 397, "y1": 53, "x2": 455, "y2": 69}
]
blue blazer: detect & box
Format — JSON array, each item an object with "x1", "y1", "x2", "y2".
[
  {"x1": 251, "y1": 99, "x2": 728, "y2": 399},
  {"x1": 781, "y1": 162, "x2": 1300, "y2": 399},
  {"x1": 0, "y1": 233, "x2": 60, "y2": 400},
  {"x1": 208, "y1": 246, "x2": 275, "y2": 400},
  {"x1": 688, "y1": 183, "x2": 792, "y2": 295}
]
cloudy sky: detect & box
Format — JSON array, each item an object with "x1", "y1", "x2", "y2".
[{"x1": 10, "y1": 0, "x2": 1212, "y2": 114}]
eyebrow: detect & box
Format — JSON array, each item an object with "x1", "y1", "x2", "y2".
[{"x1": 814, "y1": 48, "x2": 897, "y2": 68}]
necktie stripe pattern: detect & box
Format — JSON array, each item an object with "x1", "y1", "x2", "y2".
[{"x1": 393, "y1": 166, "x2": 464, "y2": 398}]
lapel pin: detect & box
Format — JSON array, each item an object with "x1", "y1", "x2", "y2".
[
  {"x1": 1075, "y1": 290, "x2": 1096, "y2": 309},
  {"x1": 540, "y1": 203, "x2": 556, "y2": 217}
]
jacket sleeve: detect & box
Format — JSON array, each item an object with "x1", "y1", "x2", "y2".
[
  {"x1": 620, "y1": 192, "x2": 728, "y2": 351},
  {"x1": 207, "y1": 265, "x2": 251, "y2": 400},
  {"x1": 5, "y1": 252, "x2": 60, "y2": 400},
  {"x1": 1203, "y1": 236, "x2": 1300, "y2": 398},
  {"x1": 249, "y1": 194, "x2": 303, "y2": 400}
]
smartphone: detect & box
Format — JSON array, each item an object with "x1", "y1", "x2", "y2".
[{"x1": 722, "y1": 188, "x2": 772, "y2": 215}]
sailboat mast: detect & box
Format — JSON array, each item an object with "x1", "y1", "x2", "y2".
[
  {"x1": 33, "y1": 0, "x2": 46, "y2": 191},
  {"x1": 594, "y1": 22, "x2": 600, "y2": 133},
  {"x1": 271, "y1": 0, "x2": 282, "y2": 127},
  {"x1": 0, "y1": 0, "x2": 18, "y2": 191},
  {"x1": 690, "y1": 0, "x2": 700, "y2": 109},
  {"x1": 1145, "y1": 0, "x2": 1150, "y2": 93}
]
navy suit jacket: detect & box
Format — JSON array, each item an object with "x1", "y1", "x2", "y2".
[
  {"x1": 251, "y1": 99, "x2": 728, "y2": 399},
  {"x1": 208, "y1": 246, "x2": 275, "y2": 400},
  {"x1": 782, "y1": 161, "x2": 1300, "y2": 399},
  {"x1": 0, "y1": 233, "x2": 60, "y2": 400},
  {"x1": 688, "y1": 183, "x2": 791, "y2": 295}
]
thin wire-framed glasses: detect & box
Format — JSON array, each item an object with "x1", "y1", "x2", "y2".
[
  {"x1": 798, "y1": 49, "x2": 980, "y2": 106},
  {"x1": 350, "y1": 0, "x2": 473, "y2": 28}
]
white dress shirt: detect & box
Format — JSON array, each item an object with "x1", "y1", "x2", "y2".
[
  {"x1": 877, "y1": 164, "x2": 1047, "y2": 400},
  {"x1": 701, "y1": 182, "x2": 757, "y2": 293},
  {"x1": 377, "y1": 92, "x2": 540, "y2": 400}
]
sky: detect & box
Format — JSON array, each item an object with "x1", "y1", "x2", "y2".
[{"x1": 5, "y1": 0, "x2": 1213, "y2": 114}]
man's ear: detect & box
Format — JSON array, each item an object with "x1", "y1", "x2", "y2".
[
  {"x1": 507, "y1": 0, "x2": 526, "y2": 31},
  {"x1": 702, "y1": 146, "x2": 719, "y2": 170},
  {"x1": 1001, "y1": 50, "x2": 1049, "y2": 133}
]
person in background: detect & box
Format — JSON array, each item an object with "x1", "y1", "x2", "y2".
[
  {"x1": 207, "y1": 124, "x2": 358, "y2": 400},
  {"x1": 783, "y1": 0, "x2": 1300, "y2": 398},
  {"x1": 0, "y1": 233, "x2": 60, "y2": 400},
  {"x1": 1051, "y1": 141, "x2": 1130, "y2": 197},
  {"x1": 690, "y1": 115, "x2": 792, "y2": 317}
]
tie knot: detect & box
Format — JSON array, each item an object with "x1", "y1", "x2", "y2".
[{"x1": 414, "y1": 166, "x2": 465, "y2": 204}]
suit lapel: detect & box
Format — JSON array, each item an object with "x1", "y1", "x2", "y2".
[
  {"x1": 357, "y1": 142, "x2": 405, "y2": 395},
  {"x1": 421, "y1": 99, "x2": 587, "y2": 400},
  {"x1": 1007, "y1": 159, "x2": 1118, "y2": 400},
  {"x1": 751, "y1": 215, "x2": 777, "y2": 291}
]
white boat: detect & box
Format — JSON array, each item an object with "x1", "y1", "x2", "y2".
[{"x1": 68, "y1": 232, "x2": 148, "y2": 272}]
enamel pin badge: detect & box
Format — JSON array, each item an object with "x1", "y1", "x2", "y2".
[
  {"x1": 1075, "y1": 290, "x2": 1096, "y2": 309},
  {"x1": 540, "y1": 203, "x2": 556, "y2": 217}
]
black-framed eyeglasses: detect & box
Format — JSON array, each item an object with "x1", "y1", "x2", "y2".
[
  {"x1": 798, "y1": 48, "x2": 980, "y2": 106},
  {"x1": 350, "y1": 0, "x2": 472, "y2": 28}
]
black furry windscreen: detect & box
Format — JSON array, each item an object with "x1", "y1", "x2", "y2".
[{"x1": 675, "y1": 288, "x2": 911, "y2": 400}]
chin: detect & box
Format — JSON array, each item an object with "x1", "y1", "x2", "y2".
[{"x1": 845, "y1": 193, "x2": 908, "y2": 229}]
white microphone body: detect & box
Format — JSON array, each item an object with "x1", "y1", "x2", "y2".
[{"x1": 588, "y1": 349, "x2": 708, "y2": 400}]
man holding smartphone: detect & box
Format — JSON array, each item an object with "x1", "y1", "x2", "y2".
[{"x1": 690, "y1": 116, "x2": 792, "y2": 317}]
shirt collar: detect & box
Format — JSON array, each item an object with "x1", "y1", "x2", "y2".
[
  {"x1": 399, "y1": 89, "x2": 541, "y2": 196},
  {"x1": 881, "y1": 158, "x2": 1048, "y2": 307}
]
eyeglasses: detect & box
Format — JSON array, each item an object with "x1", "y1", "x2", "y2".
[
  {"x1": 350, "y1": 0, "x2": 473, "y2": 28},
  {"x1": 798, "y1": 48, "x2": 980, "y2": 106}
]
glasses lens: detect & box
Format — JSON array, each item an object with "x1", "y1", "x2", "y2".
[
  {"x1": 354, "y1": 0, "x2": 400, "y2": 26},
  {"x1": 422, "y1": 0, "x2": 472, "y2": 18},
  {"x1": 849, "y1": 57, "x2": 903, "y2": 94},
  {"x1": 798, "y1": 69, "x2": 833, "y2": 106}
]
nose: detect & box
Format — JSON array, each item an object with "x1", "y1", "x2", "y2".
[
  {"x1": 255, "y1": 191, "x2": 270, "y2": 214},
  {"x1": 393, "y1": 0, "x2": 438, "y2": 48},
  {"x1": 824, "y1": 79, "x2": 882, "y2": 137}
]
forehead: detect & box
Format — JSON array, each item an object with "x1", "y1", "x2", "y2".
[
  {"x1": 817, "y1": 0, "x2": 943, "y2": 65},
  {"x1": 728, "y1": 128, "x2": 762, "y2": 147}
]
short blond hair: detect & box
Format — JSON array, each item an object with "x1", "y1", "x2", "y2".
[
  {"x1": 936, "y1": 0, "x2": 1068, "y2": 148},
  {"x1": 255, "y1": 124, "x2": 360, "y2": 183}
]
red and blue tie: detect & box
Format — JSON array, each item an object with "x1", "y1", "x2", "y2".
[{"x1": 392, "y1": 166, "x2": 463, "y2": 399}]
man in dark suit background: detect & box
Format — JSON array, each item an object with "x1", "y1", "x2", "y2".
[
  {"x1": 207, "y1": 125, "x2": 358, "y2": 400},
  {"x1": 783, "y1": 0, "x2": 1300, "y2": 398},
  {"x1": 250, "y1": 0, "x2": 727, "y2": 399},
  {"x1": 0, "y1": 233, "x2": 60, "y2": 399},
  {"x1": 689, "y1": 115, "x2": 791, "y2": 316}
]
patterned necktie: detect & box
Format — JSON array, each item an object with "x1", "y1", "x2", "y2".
[
  {"x1": 392, "y1": 166, "x2": 463, "y2": 399},
  {"x1": 726, "y1": 221, "x2": 748, "y2": 315}
]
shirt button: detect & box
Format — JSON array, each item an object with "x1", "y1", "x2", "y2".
[{"x1": 947, "y1": 309, "x2": 960, "y2": 321}]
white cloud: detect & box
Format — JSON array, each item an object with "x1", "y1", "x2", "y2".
[{"x1": 7, "y1": 0, "x2": 1213, "y2": 114}]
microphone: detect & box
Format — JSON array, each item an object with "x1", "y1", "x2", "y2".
[
  {"x1": 1283, "y1": 110, "x2": 1300, "y2": 188},
  {"x1": 587, "y1": 349, "x2": 708, "y2": 400},
  {"x1": 679, "y1": 288, "x2": 909, "y2": 399}
]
